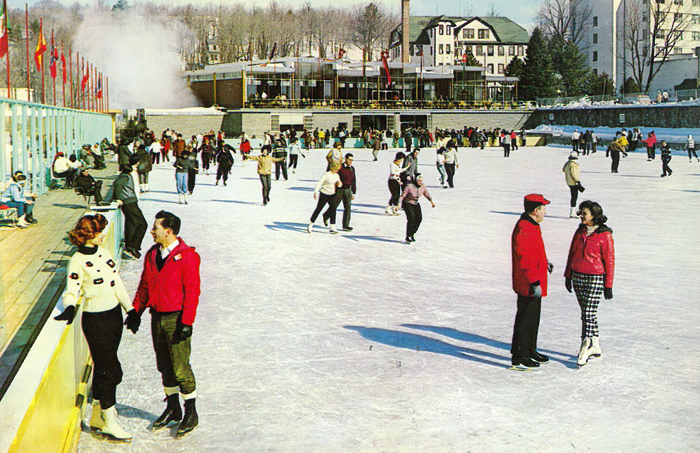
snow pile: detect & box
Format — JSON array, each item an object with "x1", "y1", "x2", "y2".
[
  {"x1": 529, "y1": 124, "x2": 700, "y2": 143},
  {"x1": 145, "y1": 107, "x2": 226, "y2": 116}
]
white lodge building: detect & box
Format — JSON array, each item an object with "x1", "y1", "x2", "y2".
[{"x1": 389, "y1": 16, "x2": 529, "y2": 75}]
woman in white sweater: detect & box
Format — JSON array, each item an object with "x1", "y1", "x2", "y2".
[
  {"x1": 54, "y1": 214, "x2": 133, "y2": 442},
  {"x1": 308, "y1": 161, "x2": 342, "y2": 233}
]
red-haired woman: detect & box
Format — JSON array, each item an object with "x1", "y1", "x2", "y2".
[{"x1": 54, "y1": 214, "x2": 133, "y2": 442}]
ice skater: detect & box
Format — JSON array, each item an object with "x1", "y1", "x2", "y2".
[
  {"x1": 510, "y1": 194, "x2": 553, "y2": 370},
  {"x1": 308, "y1": 161, "x2": 342, "y2": 234},
  {"x1": 398, "y1": 174, "x2": 435, "y2": 243},
  {"x1": 686, "y1": 135, "x2": 699, "y2": 162},
  {"x1": 564, "y1": 201, "x2": 615, "y2": 367},
  {"x1": 436, "y1": 148, "x2": 447, "y2": 188},
  {"x1": 244, "y1": 145, "x2": 285, "y2": 205},
  {"x1": 125, "y1": 210, "x2": 201, "y2": 438},
  {"x1": 660, "y1": 141, "x2": 673, "y2": 177},
  {"x1": 288, "y1": 138, "x2": 304, "y2": 173},
  {"x1": 54, "y1": 214, "x2": 132, "y2": 442},
  {"x1": 606, "y1": 137, "x2": 626, "y2": 174},
  {"x1": 215, "y1": 145, "x2": 234, "y2": 186},
  {"x1": 563, "y1": 151, "x2": 585, "y2": 218},
  {"x1": 174, "y1": 151, "x2": 191, "y2": 204},
  {"x1": 387, "y1": 152, "x2": 409, "y2": 215},
  {"x1": 324, "y1": 153, "x2": 356, "y2": 231},
  {"x1": 443, "y1": 141, "x2": 459, "y2": 188}
]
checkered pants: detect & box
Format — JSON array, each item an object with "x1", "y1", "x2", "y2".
[{"x1": 572, "y1": 272, "x2": 605, "y2": 339}]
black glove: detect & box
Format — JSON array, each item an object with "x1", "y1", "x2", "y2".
[
  {"x1": 124, "y1": 309, "x2": 141, "y2": 334},
  {"x1": 565, "y1": 277, "x2": 573, "y2": 293},
  {"x1": 173, "y1": 322, "x2": 193, "y2": 343},
  {"x1": 530, "y1": 283, "x2": 542, "y2": 298},
  {"x1": 577, "y1": 182, "x2": 586, "y2": 193},
  {"x1": 547, "y1": 261, "x2": 554, "y2": 274},
  {"x1": 604, "y1": 288, "x2": 613, "y2": 300},
  {"x1": 55, "y1": 305, "x2": 76, "y2": 325}
]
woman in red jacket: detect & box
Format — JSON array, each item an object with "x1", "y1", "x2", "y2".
[{"x1": 564, "y1": 200, "x2": 615, "y2": 367}]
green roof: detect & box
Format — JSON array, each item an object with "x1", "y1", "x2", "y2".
[{"x1": 394, "y1": 15, "x2": 529, "y2": 46}]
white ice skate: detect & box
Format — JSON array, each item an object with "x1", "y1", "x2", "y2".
[
  {"x1": 100, "y1": 406, "x2": 132, "y2": 442},
  {"x1": 577, "y1": 337, "x2": 592, "y2": 367},
  {"x1": 89, "y1": 400, "x2": 104, "y2": 431},
  {"x1": 588, "y1": 337, "x2": 602, "y2": 358},
  {"x1": 307, "y1": 223, "x2": 314, "y2": 233}
]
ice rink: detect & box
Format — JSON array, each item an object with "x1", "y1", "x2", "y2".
[{"x1": 78, "y1": 144, "x2": 700, "y2": 453}]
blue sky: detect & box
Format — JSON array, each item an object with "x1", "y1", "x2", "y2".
[{"x1": 26, "y1": 0, "x2": 543, "y2": 30}]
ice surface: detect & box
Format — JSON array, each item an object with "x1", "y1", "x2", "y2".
[
  {"x1": 530, "y1": 125, "x2": 700, "y2": 145},
  {"x1": 77, "y1": 145, "x2": 700, "y2": 453}
]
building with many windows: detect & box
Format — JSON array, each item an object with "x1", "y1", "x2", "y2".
[
  {"x1": 581, "y1": 0, "x2": 700, "y2": 93},
  {"x1": 389, "y1": 15, "x2": 529, "y2": 77}
]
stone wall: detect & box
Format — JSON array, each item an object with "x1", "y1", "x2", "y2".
[
  {"x1": 524, "y1": 104, "x2": 700, "y2": 130},
  {"x1": 431, "y1": 111, "x2": 532, "y2": 131},
  {"x1": 147, "y1": 115, "x2": 225, "y2": 137},
  {"x1": 312, "y1": 112, "x2": 355, "y2": 130}
]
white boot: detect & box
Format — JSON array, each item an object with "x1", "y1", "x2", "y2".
[
  {"x1": 178, "y1": 193, "x2": 183, "y2": 204},
  {"x1": 307, "y1": 223, "x2": 314, "y2": 233},
  {"x1": 100, "y1": 406, "x2": 132, "y2": 442},
  {"x1": 577, "y1": 337, "x2": 592, "y2": 366},
  {"x1": 570, "y1": 207, "x2": 577, "y2": 218},
  {"x1": 89, "y1": 400, "x2": 104, "y2": 431},
  {"x1": 589, "y1": 336, "x2": 602, "y2": 357},
  {"x1": 385, "y1": 206, "x2": 393, "y2": 214},
  {"x1": 183, "y1": 193, "x2": 188, "y2": 205},
  {"x1": 17, "y1": 214, "x2": 30, "y2": 228},
  {"x1": 329, "y1": 224, "x2": 338, "y2": 234}
]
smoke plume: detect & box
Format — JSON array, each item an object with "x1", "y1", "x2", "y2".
[{"x1": 72, "y1": 8, "x2": 198, "y2": 109}]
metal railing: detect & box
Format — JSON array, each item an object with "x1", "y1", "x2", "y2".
[
  {"x1": 534, "y1": 92, "x2": 695, "y2": 107},
  {"x1": 0, "y1": 97, "x2": 113, "y2": 196},
  {"x1": 243, "y1": 98, "x2": 527, "y2": 110}
]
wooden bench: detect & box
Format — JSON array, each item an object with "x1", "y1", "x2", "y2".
[{"x1": 0, "y1": 204, "x2": 18, "y2": 227}]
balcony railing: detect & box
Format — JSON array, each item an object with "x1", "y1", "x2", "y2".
[{"x1": 243, "y1": 98, "x2": 527, "y2": 110}]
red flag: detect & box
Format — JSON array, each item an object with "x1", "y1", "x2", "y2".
[
  {"x1": 34, "y1": 21, "x2": 47, "y2": 71},
  {"x1": 381, "y1": 51, "x2": 391, "y2": 88},
  {"x1": 338, "y1": 48, "x2": 346, "y2": 59},
  {"x1": 0, "y1": 0, "x2": 8, "y2": 58},
  {"x1": 61, "y1": 45, "x2": 67, "y2": 84},
  {"x1": 50, "y1": 31, "x2": 58, "y2": 79},
  {"x1": 81, "y1": 64, "x2": 89, "y2": 91}
]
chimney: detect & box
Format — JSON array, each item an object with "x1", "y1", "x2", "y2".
[{"x1": 402, "y1": 0, "x2": 410, "y2": 63}]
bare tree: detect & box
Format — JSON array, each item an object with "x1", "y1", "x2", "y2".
[
  {"x1": 352, "y1": 3, "x2": 393, "y2": 61},
  {"x1": 621, "y1": 0, "x2": 693, "y2": 92},
  {"x1": 486, "y1": 3, "x2": 500, "y2": 17},
  {"x1": 536, "y1": 0, "x2": 592, "y2": 47}
]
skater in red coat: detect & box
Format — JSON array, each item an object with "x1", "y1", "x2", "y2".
[{"x1": 510, "y1": 194, "x2": 553, "y2": 370}]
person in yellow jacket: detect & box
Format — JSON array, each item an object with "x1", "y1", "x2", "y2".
[
  {"x1": 244, "y1": 144, "x2": 284, "y2": 205},
  {"x1": 563, "y1": 151, "x2": 585, "y2": 218}
]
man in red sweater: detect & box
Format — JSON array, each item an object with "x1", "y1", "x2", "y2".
[
  {"x1": 125, "y1": 210, "x2": 201, "y2": 437},
  {"x1": 510, "y1": 194, "x2": 553, "y2": 370}
]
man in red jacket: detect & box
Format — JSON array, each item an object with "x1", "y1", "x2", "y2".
[
  {"x1": 510, "y1": 194, "x2": 553, "y2": 370},
  {"x1": 125, "y1": 210, "x2": 201, "y2": 437}
]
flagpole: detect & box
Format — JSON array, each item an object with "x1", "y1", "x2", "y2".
[
  {"x1": 61, "y1": 42, "x2": 65, "y2": 107},
  {"x1": 3, "y1": 0, "x2": 11, "y2": 98},
  {"x1": 70, "y1": 47, "x2": 73, "y2": 108},
  {"x1": 40, "y1": 19, "x2": 45, "y2": 104},
  {"x1": 106, "y1": 76, "x2": 109, "y2": 112},
  {"x1": 80, "y1": 56, "x2": 83, "y2": 109},
  {"x1": 51, "y1": 29, "x2": 56, "y2": 105},
  {"x1": 90, "y1": 63, "x2": 94, "y2": 112},
  {"x1": 25, "y1": 4, "x2": 30, "y2": 101}
]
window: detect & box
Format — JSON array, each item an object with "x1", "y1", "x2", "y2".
[
  {"x1": 476, "y1": 46, "x2": 483, "y2": 56},
  {"x1": 509, "y1": 45, "x2": 515, "y2": 56},
  {"x1": 593, "y1": 51, "x2": 598, "y2": 61},
  {"x1": 693, "y1": 31, "x2": 700, "y2": 40},
  {"x1": 674, "y1": 12, "x2": 683, "y2": 21},
  {"x1": 518, "y1": 45, "x2": 524, "y2": 55},
  {"x1": 439, "y1": 25, "x2": 444, "y2": 35},
  {"x1": 430, "y1": 47, "x2": 433, "y2": 55},
  {"x1": 593, "y1": 34, "x2": 598, "y2": 44},
  {"x1": 674, "y1": 47, "x2": 683, "y2": 54},
  {"x1": 593, "y1": 68, "x2": 598, "y2": 75},
  {"x1": 487, "y1": 45, "x2": 494, "y2": 56},
  {"x1": 674, "y1": 0, "x2": 683, "y2": 4},
  {"x1": 498, "y1": 46, "x2": 505, "y2": 56},
  {"x1": 694, "y1": 0, "x2": 700, "y2": 5},
  {"x1": 467, "y1": 29, "x2": 475, "y2": 39},
  {"x1": 593, "y1": 16, "x2": 598, "y2": 27},
  {"x1": 487, "y1": 64, "x2": 494, "y2": 74},
  {"x1": 446, "y1": 25, "x2": 452, "y2": 35},
  {"x1": 446, "y1": 44, "x2": 451, "y2": 54},
  {"x1": 465, "y1": 45, "x2": 472, "y2": 54},
  {"x1": 656, "y1": 29, "x2": 666, "y2": 39},
  {"x1": 439, "y1": 44, "x2": 444, "y2": 54},
  {"x1": 455, "y1": 47, "x2": 461, "y2": 56},
  {"x1": 498, "y1": 63, "x2": 504, "y2": 74},
  {"x1": 694, "y1": 14, "x2": 700, "y2": 25},
  {"x1": 478, "y1": 29, "x2": 490, "y2": 39}
]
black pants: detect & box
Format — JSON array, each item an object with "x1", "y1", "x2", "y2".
[
  {"x1": 503, "y1": 144, "x2": 510, "y2": 157},
  {"x1": 688, "y1": 148, "x2": 698, "y2": 159},
  {"x1": 647, "y1": 146, "x2": 656, "y2": 160},
  {"x1": 275, "y1": 161, "x2": 288, "y2": 180},
  {"x1": 445, "y1": 163, "x2": 456, "y2": 188},
  {"x1": 662, "y1": 156, "x2": 672, "y2": 176},
  {"x1": 259, "y1": 174, "x2": 271, "y2": 202},
  {"x1": 82, "y1": 305, "x2": 124, "y2": 409},
  {"x1": 289, "y1": 154, "x2": 299, "y2": 169},
  {"x1": 326, "y1": 188, "x2": 352, "y2": 229},
  {"x1": 569, "y1": 185, "x2": 579, "y2": 207},
  {"x1": 151, "y1": 152, "x2": 160, "y2": 165},
  {"x1": 403, "y1": 201, "x2": 422, "y2": 238},
  {"x1": 511, "y1": 295, "x2": 542, "y2": 358},
  {"x1": 217, "y1": 163, "x2": 232, "y2": 183},
  {"x1": 311, "y1": 192, "x2": 336, "y2": 224},
  {"x1": 610, "y1": 150, "x2": 620, "y2": 172},
  {"x1": 188, "y1": 168, "x2": 197, "y2": 194},
  {"x1": 388, "y1": 179, "x2": 401, "y2": 206},
  {"x1": 202, "y1": 153, "x2": 211, "y2": 172},
  {"x1": 121, "y1": 202, "x2": 148, "y2": 252}
]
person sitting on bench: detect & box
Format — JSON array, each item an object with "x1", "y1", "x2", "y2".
[
  {"x1": 53, "y1": 153, "x2": 81, "y2": 187},
  {"x1": 74, "y1": 168, "x2": 104, "y2": 206},
  {"x1": 1, "y1": 174, "x2": 37, "y2": 227}
]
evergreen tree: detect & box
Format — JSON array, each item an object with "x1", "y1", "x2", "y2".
[
  {"x1": 522, "y1": 27, "x2": 558, "y2": 100},
  {"x1": 461, "y1": 47, "x2": 480, "y2": 67},
  {"x1": 549, "y1": 36, "x2": 589, "y2": 97},
  {"x1": 586, "y1": 72, "x2": 615, "y2": 96},
  {"x1": 622, "y1": 77, "x2": 641, "y2": 94},
  {"x1": 504, "y1": 56, "x2": 526, "y2": 100}
]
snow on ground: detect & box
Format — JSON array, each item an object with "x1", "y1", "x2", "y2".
[
  {"x1": 530, "y1": 124, "x2": 700, "y2": 145},
  {"x1": 78, "y1": 144, "x2": 700, "y2": 453}
]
